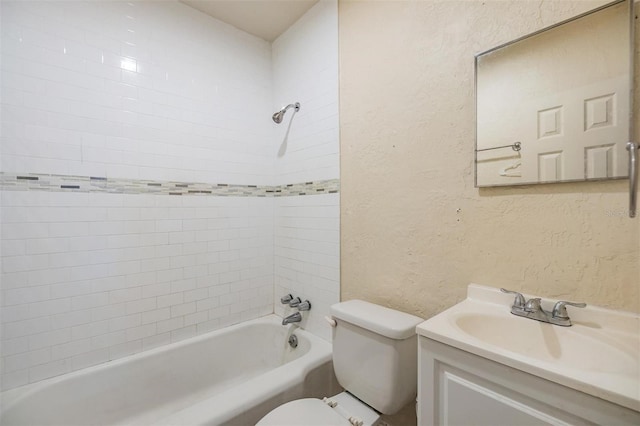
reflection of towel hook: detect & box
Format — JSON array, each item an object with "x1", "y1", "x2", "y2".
[
  {"x1": 499, "y1": 160, "x2": 522, "y2": 177},
  {"x1": 476, "y1": 141, "x2": 521, "y2": 152},
  {"x1": 500, "y1": 149, "x2": 522, "y2": 177}
]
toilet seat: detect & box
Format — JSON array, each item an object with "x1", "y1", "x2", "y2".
[
  {"x1": 257, "y1": 399, "x2": 352, "y2": 426},
  {"x1": 257, "y1": 392, "x2": 380, "y2": 426}
]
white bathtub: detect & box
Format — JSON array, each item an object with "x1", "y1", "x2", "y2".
[{"x1": 0, "y1": 315, "x2": 338, "y2": 425}]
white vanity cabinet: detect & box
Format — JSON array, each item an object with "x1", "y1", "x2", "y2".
[
  {"x1": 415, "y1": 284, "x2": 640, "y2": 426},
  {"x1": 418, "y1": 336, "x2": 640, "y2": 426}
]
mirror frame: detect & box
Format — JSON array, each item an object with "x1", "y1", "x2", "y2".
[{"x1": 474, "y1": 0, "x2": 635, "y2": 188}]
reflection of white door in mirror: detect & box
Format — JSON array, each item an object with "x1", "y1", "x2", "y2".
[
  {"x1": 521, "y1": 77, "x2": 628, "y2": 183},
  {"x1": 475, "y1": 0, "x2": 632, "y2": 187}
]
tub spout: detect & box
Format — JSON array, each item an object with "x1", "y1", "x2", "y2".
[{"x1": 282, "y1": 312, "x2": 302, "y2": 325}]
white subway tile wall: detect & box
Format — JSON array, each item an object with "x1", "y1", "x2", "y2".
[
  {"x1": 271, "y1": 1, "x2": 340, "y2": 341},
  {"x1": 274, "y1": 194, "x2": 339, "y2": 341},
  {"x1": 1, "y1": 191, "x2": 274, "y2": 390},
  {"x1": 1, "y1": 0, "x2": 273, "y2": 185},
  {"x1": 272, "y1": 0, "x2": 339, "y2": 185},
  {"x1": 0, "y1": 0, "x2": 339, "y2": 391}
]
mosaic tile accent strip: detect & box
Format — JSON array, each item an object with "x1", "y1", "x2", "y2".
[{"x1": 0, "y1": 173, "x2": 340, "y2": 197}]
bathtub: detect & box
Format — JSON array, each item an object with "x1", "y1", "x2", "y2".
[{"x1": 0, "y1": 315, "x2": 338, "y2": 425}]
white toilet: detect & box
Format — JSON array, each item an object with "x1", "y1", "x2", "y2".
[{"x1": 258, "y1": 300, "x2": 424, "y2": 426}]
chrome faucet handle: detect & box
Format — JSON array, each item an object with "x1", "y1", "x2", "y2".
[
  {"x1": 298, "y1": 300, "x2": 311, "y2": 311},
  {"x1": 500, "y1": 288, "x2": 525, "y2": 308},
  {"x1": 552, "y1": 301, "x2": 586, "y2": 320},
  {"x1": 280, "y1": 294, "x2": 293, "y2": 304},
  {"x1": 289, "y1": 297, "x2": 302, "y2": 307},
  {"x1": 524, "y1": 297, "x2": 542, "y2": 313}
]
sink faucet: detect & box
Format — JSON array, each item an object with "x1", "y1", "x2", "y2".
[
  {"x1": 282, "y1": 312, "x2": 302, "y2": 325},
  {"x1": 501, "y1": 288, "x2": 586, "y2": 326}
]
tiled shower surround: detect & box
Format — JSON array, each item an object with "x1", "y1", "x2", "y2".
[{"x1": 0, "y1": 0, "x2": 339, "y2": 390}]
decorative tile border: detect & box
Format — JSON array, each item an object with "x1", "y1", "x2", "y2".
[{"x1": 0, "y1": 173, "x2": 339, "y2": 197}]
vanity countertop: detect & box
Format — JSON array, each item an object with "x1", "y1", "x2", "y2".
[{"x1": 416, "y1": 284, "x2": 640, "y2": 412}]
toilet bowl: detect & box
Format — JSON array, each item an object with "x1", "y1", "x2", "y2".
[{"x1": 257, "y1": 300, "x2": 423, "y2": 426}]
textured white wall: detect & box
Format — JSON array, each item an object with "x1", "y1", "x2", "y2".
[
  {"x1": 271, "y1": 0, "x2": 340, "y2": 341},
  {"x1": 339, "y1": 0, "x2": 639, "y2": 319}
]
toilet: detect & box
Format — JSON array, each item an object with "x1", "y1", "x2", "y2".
[{"x1": 258, "y1": 300, "x2": 423, "y2": 426}]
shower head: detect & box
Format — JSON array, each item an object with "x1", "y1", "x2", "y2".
[{"x1": 272, "y1": 102, "x2": 300, "y2": 123}]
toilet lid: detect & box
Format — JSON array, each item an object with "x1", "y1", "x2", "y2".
[{"x1": 257, "y1": 398, "x2": 352, "y2": 426}]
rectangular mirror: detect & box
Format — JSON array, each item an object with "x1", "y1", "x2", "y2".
[{"x1": 475, "y1": 0, "x2": 633, "y2": 187}]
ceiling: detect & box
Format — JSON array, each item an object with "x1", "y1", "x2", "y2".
[{"x1": 180, "y1": 0, "x2": 319, "y2": 42}]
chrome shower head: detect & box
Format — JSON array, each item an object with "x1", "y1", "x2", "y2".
[
  {"x1": 272, "y1": 111, "x2": 285, "y2": 124},
  {"x1": 272, "y1": 102, "x2": 300, "y2": 123}
]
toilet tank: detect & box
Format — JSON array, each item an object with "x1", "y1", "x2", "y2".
[{"x1": 330, "y1": 300, "x2": 423, "y2": 415}]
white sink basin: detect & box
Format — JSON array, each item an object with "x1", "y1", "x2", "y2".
[
  {"x1": 416, "y1": 284, "x2": 640, "y2": 412},
  {"x1": 455, "y1": 313, "x2": 638, "y2": 376}
]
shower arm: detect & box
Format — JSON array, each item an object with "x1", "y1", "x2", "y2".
[{"x1": 281, "y1": 102, "x2": 300, "y2": 113}]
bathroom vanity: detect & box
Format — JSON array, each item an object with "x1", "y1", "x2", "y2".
[{"x1": 416, "y1": 284, "x2": 640, "y2": 426}]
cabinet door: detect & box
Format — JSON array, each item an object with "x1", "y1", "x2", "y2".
[
  {"x1": 418, "y1": 338, "x2": 640, "y2": 426},
  {"x1": 437, "y1": 364, "x2": 572, "y2": 426}
]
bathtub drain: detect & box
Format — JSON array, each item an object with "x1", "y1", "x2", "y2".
[{"x1": 288, "y1": 334, "x2": 298, "y2": 348}]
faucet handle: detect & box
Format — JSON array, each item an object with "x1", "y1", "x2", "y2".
[
  {"x1": 552, "y1": 301, "x2": 586, "y2": 320},
  {"x1": 524, "y1": 297, "x2": 542, "y2": 313},
  {"x1": 298, "y1": 300, "x2": 311, "y2": 311},
  {"x1": 500, "y1": 288, "x2": 525, "y2": 308},
  {"x1": 289, "y1": 297, "x2": 302, "y2": 307},
  {"x1": 280, "y1": 294, "x2": 293, "y2": 304}
]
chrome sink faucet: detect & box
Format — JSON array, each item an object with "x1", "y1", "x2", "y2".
[{"x1": 500, "y1": 288, "x2": 586, "y2": 327}]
